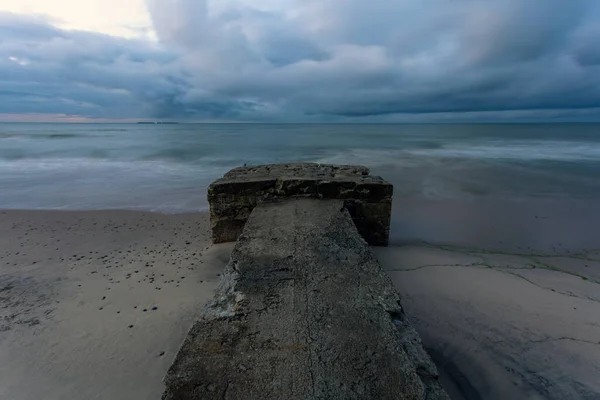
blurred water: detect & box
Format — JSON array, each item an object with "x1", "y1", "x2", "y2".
[{"x1": 2, "y1": 123, "x2": 600, "y2": 211}]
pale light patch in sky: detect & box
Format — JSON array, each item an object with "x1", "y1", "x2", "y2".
[
  {"x1": 0, "y1": 0, "x2": 153, "y2": 38},
  {"x1": 8, "y1": 56, "x2": 30, "y2": 66}
]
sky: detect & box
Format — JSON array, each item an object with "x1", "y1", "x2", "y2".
[{"x1": 1, "y1": 0, "x2": 600, "y2": 122}]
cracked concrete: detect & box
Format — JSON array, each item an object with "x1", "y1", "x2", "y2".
[
  {"x1": 163, "y1": 199, "x2": 448, "y2": 400},
  {"x1": 374, "y1": 245, "x2": 600, "y2": 400}
]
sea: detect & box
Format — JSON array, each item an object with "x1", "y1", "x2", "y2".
[{"x1": 2, "y1": 123, "x2": 600, "y2": 252}]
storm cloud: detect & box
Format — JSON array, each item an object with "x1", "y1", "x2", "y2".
[{"x1": 2, "y1": 0, "x2": 600, "y2": 121}]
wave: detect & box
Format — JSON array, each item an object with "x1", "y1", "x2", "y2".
[
  {"x1": 0, "y1": 157, "x2": 229, "y2": 177},
  {"x1": 141, "y1": 148, "x2": 213, "y2": 162},
  {"x1": 412, "y1": 141, "x2": 600, "y2": 162},
  {"x1": 0, "y1": 157, "x2": 228, "y2": 212},
  {"x1": 314, "y1": 140, "x2": 600, "y2": 166},
  {"x1": 0, "y1": 129, "x2": 125, "y2": 140},
  {"x1": 0, "y1": 132, "x2": 85, "y2": 140}
]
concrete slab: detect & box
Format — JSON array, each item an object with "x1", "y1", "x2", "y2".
[{"x1": 163, "y1": 199, "x2": 447, "y2": 400}]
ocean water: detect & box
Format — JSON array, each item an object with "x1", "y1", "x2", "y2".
[{"x1": 2, "y1": 123, "x2": 600, "y2": 251}]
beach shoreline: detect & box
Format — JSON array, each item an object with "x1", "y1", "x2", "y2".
[{"x1": 1, "y1": 209, "x2": 599, "y2": 399}]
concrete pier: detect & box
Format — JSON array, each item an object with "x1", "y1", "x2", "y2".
[
  {"x1": 163, "y1": 193, "x2": 448, "y2": 399},
  {"x1": 207, "y1": 163, "x2": 393, "y2": 246}
]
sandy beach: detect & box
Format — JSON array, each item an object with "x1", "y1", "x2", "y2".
[
  {"x1": 1, "y1": 209, "x2": 599, "y2": 399},
  {"x1": 0, "y1": 210, "x2": 232, "y2": 400}
]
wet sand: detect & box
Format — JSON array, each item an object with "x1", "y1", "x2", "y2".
[
  {"x1": 0, "y1": 210, "x2": 232, "y2": 400},
  {"x1": 1, "y1": 206, "x2": 599, "y2": 399},
  {"x1": 380, "y1": 198, "x2": 600, "y2": 399},
  {"x1": 375, "y1": 245, "x2": 600, "y2": 399}
]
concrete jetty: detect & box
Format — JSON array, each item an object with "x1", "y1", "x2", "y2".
[
  {"x1": 163, "y1": 165, "x2": 448, "y2": 400},
  {"x1": 208, "y1": 163, "x2": 393, "y2": 246}
]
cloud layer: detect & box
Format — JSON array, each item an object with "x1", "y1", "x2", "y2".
[{"x1": 2, "y1": 0, "x2": 600, "y2": 121}]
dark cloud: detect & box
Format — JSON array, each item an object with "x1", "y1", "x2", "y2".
[
  {"x1": 2, "y1": 1, "x2": 600, "y2": 121},
  {"x1": 0, "y1": 12, "x2": 188, "y2": 118}
]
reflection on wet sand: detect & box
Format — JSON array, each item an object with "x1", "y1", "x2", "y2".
[{"x1": 377, "y1": 198, "x2": 600, "y2": 399}]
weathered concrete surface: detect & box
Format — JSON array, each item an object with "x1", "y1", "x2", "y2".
[
  {"x1": 208, "y1": 163, "x2": 393, "y2": 246},
  {"x1": 163, "y1": 199, "x2": 448, "y2": 400}
]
